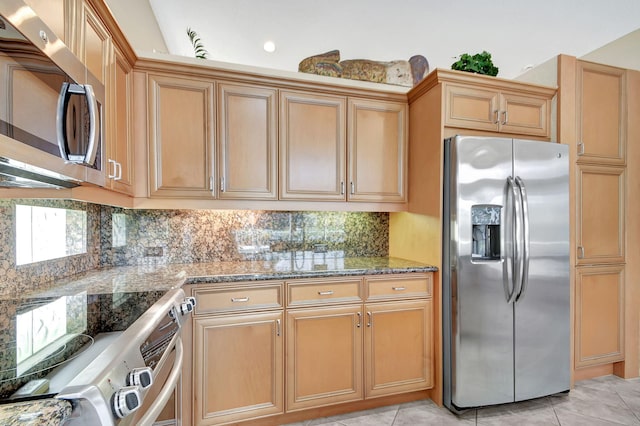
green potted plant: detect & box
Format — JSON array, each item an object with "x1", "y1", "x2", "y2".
[{"x1": 451, "y1": 51, "x2": 499, "y2": 76}]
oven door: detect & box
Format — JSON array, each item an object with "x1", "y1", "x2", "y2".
[{"x1": 126, "y1": 337, "x2": 184, "y2": 426}]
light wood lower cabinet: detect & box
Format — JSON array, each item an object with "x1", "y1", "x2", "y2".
[
  {"x1": 193, "y1": 311, "x2": 284, "y2": 425},
  {"x1": 364, "y1": 300, "x2": 432, "y2": 398},
  {"x1": 575, "y1": 265, "x2": 625, "y2": 368},
  {"x1": 286, "y1": 305, "x2": 364, "y2": 411}
]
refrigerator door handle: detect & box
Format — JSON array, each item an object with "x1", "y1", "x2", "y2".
[
  {"x1": 515, "y1": 176, "x2": 530, "y2": 302},
  {"x1": 506, "y1": 177, "x2": 522, "y2": 304}
]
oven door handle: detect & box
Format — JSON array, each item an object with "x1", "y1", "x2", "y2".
[{"x1": 137, "y1": 336, "x2": 184, "y2": 426}]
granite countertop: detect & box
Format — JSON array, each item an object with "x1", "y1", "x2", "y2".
[
  {"x1": 0, "y1": 399, "x2": 71, "y2": 425},
  {"x1": 9, "y1": 253, "x2": 437, "y2": 299},
  {"x1": 0, "y1": 255, "x2": 436, "y2": 424}
]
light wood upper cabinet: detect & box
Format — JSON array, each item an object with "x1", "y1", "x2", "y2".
[
  {"x1": 280, "y1": 90, "x2": 347, "y2": 201},
  {"x1": 577, "y1": 61, "x2": 626, "y2": 164},
  {"x1": 148, "y1": 74, "x2": 215, "y2": 198},
  {"x1": 77, "y1": 1, "x2": 110, "y2": 85},
  {"x1": 575, "y1": 265, "x2": 625, "y2": 368},
  {"x1": 444, "y1": 81, "x2": 552, "y2": 138},
  {"x1": 24, "y1": 0, "x2": 73, "y2": 45},
  {"x1": 193, "y1": 311, "x2": 284, "y2": 425},
  {"x1": 348, "y1": 98, "x2": 407, "y2": 202},
  {"x1": 364, "y1": 300, "x2": 432, "y2": 398},
  {"x1": 217, "y1": 83, "x2": 277, "y2": 200},
  {"x1": 576, "y1": 165, "x2": 625, "y2": 265},
  {"x1": 105, "y1": 45, "x2": 133, "y2": 194},
  {"x1": 286, "y1": 305, "x2": 363, "y2": 411}
]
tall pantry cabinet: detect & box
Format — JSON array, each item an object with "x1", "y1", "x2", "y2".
[{"x1": 557, "y1": 55, "x2": 640, "y2": 380}]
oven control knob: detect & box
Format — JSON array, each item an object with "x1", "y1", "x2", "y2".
[
  {"x1": 126, "y1": 367, "x2": 154, "y2": 390},
  {"x1": 111, "y1": 386, "x2": 141, "y2": 419},
  {"x1": 180, "y1": 297, "x2": 196, "y2": 315}
]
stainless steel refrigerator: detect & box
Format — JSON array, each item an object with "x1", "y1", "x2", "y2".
[{"x1": 442, "y1": 135, "x2": 570, "y2": 411}]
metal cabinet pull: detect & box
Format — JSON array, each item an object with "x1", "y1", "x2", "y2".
[
  {"x1": 578, "y1": 246, "x2": 585, "y2": 259},
  {"x1": 220, "y1": 176, "x2": 225, "y2": 192},
  {"x1": 231, "y1": 297, "x2": 249, "y2": 303},
  {"x1": 493, "y1": 110, "x2": 500, "y2": 124},
  {"x1": 209, "y1": 176, "x2": 214, "y2": 192},
  {"x1": 577, "y1": 142, "x2": 585, "y2": 155},
  {"x1": 392, "y1": 286, "x2": 406, "y2": 291},
  {"x1": 115, "y1": 162, "x2": 122, "y2": 181},
  {"x1": 502, "y1": 110, "x2": 508, "y2": 125},
  {"x1": 340, "y1": 181, "x2": 345, "y2": 195},
  {"x1": 350, "y1": 181, "x2": 355, "y2": 195},
  {"x1": 367, "y1": 312, "x2": 372, "y2": 327},
  {"x1": 356, "y1": 312, "x2": 361, "y2": 328},
  {"x1": 107, "y1": 159, "x2": 117, "y2": 179},
  {"x1": 318, "y1": 290, "x2": 334, "y2": 296},
  {"x1": 276, "y1": 319, "x2": 281, "y2": 337}
]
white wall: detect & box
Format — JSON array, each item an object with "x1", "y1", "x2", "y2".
[
  {"x1": 103, "y1": 0, "x2": 168, "y2": 54},
  {"x1": 580, "y1": 29, "x2": 640, "y2": 71}
]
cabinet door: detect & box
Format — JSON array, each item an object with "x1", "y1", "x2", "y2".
[
  {"x1": 106, "y1": 45, "x2": 133, "y2": 194},
  {"x1": 217, "y1": 83, "x2": 277, "y2": 200},
  {"x1": 286, "y1": 305, "x2": 363, "y2": 411},
  {"x1": 575, "y1": 265, "x2": 625, "y2": 368},
  {"x1": 148, "y1": 74, "x2": 215, "y2": 198},
  {"x1": 364, "y1": 300, "x2": 432, "y2": 398},
  {"x1": 444, "y1": 84, "x2": 499, "y2": 132},
  {"x1": 24, "y1": 0, "x2": 73, "y2": 45},
  {"x1": 78, "y1": 1, "x2": 109, "y2": 85},
  {"x1": 280, "y1": 91, "x2": 346, "y2": 200},
  {"x1": 577, "y1": 61, "x2": 626, "y2": 164},
  {"x1": 193, "y1": 311, "x2": 284, "y2": 425},
  {"x1": 499, "y1": 91, "x2": 550, "y2": 138},
  {"x1": 576, "y1": 165, "x2": 625, "y2": 265},
  {"x1": 348, "y1": 98, "x2": 407, "y2": 202}
]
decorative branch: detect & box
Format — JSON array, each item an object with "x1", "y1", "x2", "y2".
[{"x1": 186, "y1": 27, "x2": 208, "y2": 59}]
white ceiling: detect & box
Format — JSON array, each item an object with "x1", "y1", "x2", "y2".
[{"x1": 126, "y1": 0, "x2": 640, "y2": 80}]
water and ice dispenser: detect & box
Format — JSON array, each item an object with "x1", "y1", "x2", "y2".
[{"x1": 471, "y1": 205, "x2": 501, "y2": 260}]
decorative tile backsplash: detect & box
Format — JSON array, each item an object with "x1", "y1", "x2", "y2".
[{"x1": 0, "y1": 199, "x2": 389, "y2": 295}]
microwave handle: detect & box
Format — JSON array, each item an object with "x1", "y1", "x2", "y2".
[
  {"x1": 83, "y1": 84, "x2": 99, "y2": 166},
  {"x1": 56, "y1": 83, "x2": 99, "y2": 165}
]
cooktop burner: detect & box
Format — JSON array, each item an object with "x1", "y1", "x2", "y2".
[{"x1": 0, "y1": 290, "x2": 166, "y2": 402}]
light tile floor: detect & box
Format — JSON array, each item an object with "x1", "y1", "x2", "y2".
[{"x1": 285, "y1": 375, "x2": 640, "y2": 425}]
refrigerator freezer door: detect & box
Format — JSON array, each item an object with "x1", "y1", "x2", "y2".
[
  {"x1": 513, "y1": 140, "x2": 570, "y2": 401},
  {"x1": 448, "y1": 135, "x2": 515, "y2": 408}
]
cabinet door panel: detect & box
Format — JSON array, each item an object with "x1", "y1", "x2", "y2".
[
  {"x1": 286, "y1": 305, "x2": 363, "y2": 411},
  {"x1": 193, "y1": 312, "x2": 283, "y2": 425},
  {"x1": 148, "y1": 75, "x2": 214, "y2": 197},
  {"x1": 500, "y1": 92, "x2": 550, "y2": 137},
  {"x1": 80, "y1": 2, "x2": 109, "y2": 85},
  {"x1": 280, "y1": 91, "x2": 346, "y2": 200},
  {"x1": 576, "y1": 165, "x2": 625, "y2": 264},
  {"x1": 108, "y1": 46, "x2": 133, "y2": 194},
  {"x1": 577, "y1": 62, "x2": 626, "y2": 164},
  {"x1": 444, "y1": 84, "x2": 499, "y2": 132},
  {"x1": 348, "y1": 98, "x2": 407, "y2": 202},
  {"x1": 364, "y1": 300, "x2": 432, "y2": 398},
  {"x1": 575, "y1": 265, "x2": 624, "y2": 367},
  {"x1": 218, "y1": 83, "x2": 277, "y2": 199}
]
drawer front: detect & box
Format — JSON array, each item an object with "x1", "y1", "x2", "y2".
[
  {"x1": 287, "y1": 277, "x2": 363, "y2": 307},
  {"x1": 193, "y1": 283, "x2": 283, "y2": 315},
  {"x1": 365, "y1": 274, "x2": 432, "y2": 301}
]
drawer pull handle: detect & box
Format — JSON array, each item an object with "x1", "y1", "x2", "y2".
[
  {"x1": 231, "y1": 297, "x2": 250, "y2": 303},
  {"x1": 276, "y1": 319, "x2": 281, "y2": 337},
  {"x1": 318, "y1": 290, "x2": 334, "y2": 296},
  {"x1": 356, "y1": 312, "x2": 362, "y2": 328},
  {"x1": 367, "y1": 312, "x2": 372, "y2": 327},
  {"x1": 392, "y1": 287, "x2": 406, "y2": 291}
]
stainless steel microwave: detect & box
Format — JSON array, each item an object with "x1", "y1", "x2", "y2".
[{"x1": 0, "y1": 0, "x2": 105, "y2": 187}]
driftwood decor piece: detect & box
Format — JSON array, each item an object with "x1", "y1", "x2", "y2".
[{"x1": 298, "y1": 50, "x2": 429, "y2": 87}]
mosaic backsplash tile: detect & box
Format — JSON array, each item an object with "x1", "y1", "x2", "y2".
[{"x1": 0, "y1": 199, "x2": 389, "y2": 294}]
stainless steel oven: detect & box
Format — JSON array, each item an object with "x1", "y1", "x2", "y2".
[{"x1": 55, "y1": 288, "x2": 195, "y2": 425}]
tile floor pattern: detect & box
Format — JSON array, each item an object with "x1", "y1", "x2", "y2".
[{"x1": 284, "y1": 375, "x2": 640, "y2": 425}]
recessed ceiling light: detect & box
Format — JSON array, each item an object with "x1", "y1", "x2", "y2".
[{"x1": 263, "y1": 41, "x2": 276, "y2": 53}]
